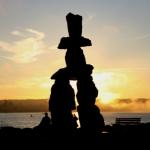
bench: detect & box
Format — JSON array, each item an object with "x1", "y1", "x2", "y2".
[{"x1": 115, "y1": 117, "x2": 141, "y2": 125}]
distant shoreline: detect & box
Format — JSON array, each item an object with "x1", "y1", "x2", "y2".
[{"x1": 1, "y1": 99, "x2": 150, "y2": 113}]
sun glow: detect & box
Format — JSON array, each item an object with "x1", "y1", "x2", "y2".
[
  {"x1": 100, "y1": 92, "x2": 120, "y2": 104},
  {"x1": 14, "y1": 71, "x2": 127, "y2": 103},
  {"x1": 92, "y1": 71, "x2": 128, "y2": 104}
]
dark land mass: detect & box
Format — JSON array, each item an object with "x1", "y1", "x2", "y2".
[
  {"x1": 1, "y1": 98, "x2": 150, "y2": 113},
  {"x1": 0, "y1": 123, "x2": 150, "y2": 149},
  {"x1": 0, "y1": 99, "x2": 48, "y2": 112}
]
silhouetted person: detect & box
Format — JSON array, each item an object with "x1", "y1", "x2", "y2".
[{"x1": 39, "y1": 112, "x2": 51, "y2": 128}]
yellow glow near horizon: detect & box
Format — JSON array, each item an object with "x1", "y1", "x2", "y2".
[
  {"x1": 52, "y1": 71, "x2": 125, "y2": 104},
  {"x1": 92, "y1": 71, "x2": 126, "y2": 104},
  {"x1": 100, "y1": 92, "x2": 120, "y2": 104},
  {"x1": 0, "y1": 69, "x2": 133, "y2": 103}
]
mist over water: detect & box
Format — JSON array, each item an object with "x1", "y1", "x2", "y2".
[{"x1": 0, "y1": 112, "x2": 150, "y2": 128}]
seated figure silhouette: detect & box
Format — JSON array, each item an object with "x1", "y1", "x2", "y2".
[
  {"x1": 38, "y1": 112, "x2": 51, "y2": 129},
  {"x1": 33, "y1": 112, "x2": 52, "y2": 134}
]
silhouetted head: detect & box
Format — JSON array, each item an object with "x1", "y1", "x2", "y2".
[{"x1": 44, "y1": 112, "x2": 48, "y2": 117}]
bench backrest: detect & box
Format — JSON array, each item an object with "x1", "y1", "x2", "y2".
[{"x1": 115, "y1": 117, "x2": 141, "y2": 125}]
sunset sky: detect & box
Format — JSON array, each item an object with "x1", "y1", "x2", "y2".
[{"x1": 0, "y1": 0, "x2": 150, "y2": 111}]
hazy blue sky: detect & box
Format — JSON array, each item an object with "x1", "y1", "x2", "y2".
[{"x1": 0, "y1": 0, "x2": 150, "y2": 104}]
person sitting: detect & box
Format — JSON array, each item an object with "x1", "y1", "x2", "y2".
[{"x1": 38, "y1": 112, "x2": 51, "y2": 129}]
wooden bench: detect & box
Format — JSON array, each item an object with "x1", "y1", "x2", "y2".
[{"x1": 115, "y1": 117, "x2": 141, "y2": 125}]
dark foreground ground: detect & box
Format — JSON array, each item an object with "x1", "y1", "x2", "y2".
[{"x1": 0, "y1": 123, "x2": 150, "y2": 149}]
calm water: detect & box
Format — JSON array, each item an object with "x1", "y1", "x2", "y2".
[{"x1": 0, "y1": 112, "x2": 150, "y2": 128}]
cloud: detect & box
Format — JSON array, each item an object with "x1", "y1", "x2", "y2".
[
  {"x1": 97, "y1": 98, "x2": 150, "y2": 112},
  {"x1": 135, "y1": 98, "x2": 150, "y2": 103},
  {"x1": 25, "y1": 28, "x2": 45, "y2": 40},
  {"x1": 117, "y1": 98, "x2": 132, "y2": 104},
  {"x1": 11, "y1": 30, "x2": 24, "y2": 37},
  {"x1": 85, "y1": 13, "x2": 96, "y2": 23},
  {"x1": 0, "y1": 28, "x2": 47, "y2": 63}
]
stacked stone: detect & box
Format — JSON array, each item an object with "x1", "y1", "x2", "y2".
[{"x1": 49, "y1": 13, "x2": 104, "y2": 131}]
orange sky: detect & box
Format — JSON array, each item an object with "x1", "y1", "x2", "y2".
[{"x1": 0, "y1": 0, "x2": 150, "y2": 111}]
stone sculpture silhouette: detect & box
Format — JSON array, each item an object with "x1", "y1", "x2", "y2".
[
  {"x1": 58, "y1": 13, "x2": 91, "y2": 79},
  {"x1": 49, "y1": 70, "x2": 76, "y2": 130},
  {"x1": 49, "y1": 12, "x2": 104, "y2": 131}
]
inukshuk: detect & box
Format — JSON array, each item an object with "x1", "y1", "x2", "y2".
[{"x1": 49, "y1": 13, "x2": 104, "y2": 131}]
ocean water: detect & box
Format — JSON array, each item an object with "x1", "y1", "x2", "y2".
[{"x1": 0, "y1": 112, "x2": 150, "y2": 128}]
